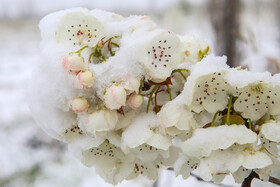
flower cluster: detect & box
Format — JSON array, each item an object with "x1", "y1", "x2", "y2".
[{"x1": 29, "y1": 8, "x2": 280, "y2": 185}]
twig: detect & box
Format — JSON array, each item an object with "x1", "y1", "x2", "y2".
[
  {"x1": 268, "y1": 176, "x2": 280, "y2": 186},
  {"x1": 242, "y1": 171, "x2": 280, "y2": 187},
  {"x1": 241, "y1": 171, "x2": 259, "y2": 187}
]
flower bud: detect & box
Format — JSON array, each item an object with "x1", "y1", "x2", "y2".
[
  {"x1": 104, "y1": 84, "x2": 127, "y2": 110},
  {"x1": 77, "y1": 70, "x2": 94, "y2": 88},
  {"x1": 71, "y1": 97, "x2": 89, "y2": 113},
  {"x1": 63, "y1": 52, "x2": 84, "y2": 72},
  {"x1": 97, "y1": 40, "x2": 104, "y2": 48},
  {"x1": 128, "y1": 93, "x2": 143, "y2": 109}
]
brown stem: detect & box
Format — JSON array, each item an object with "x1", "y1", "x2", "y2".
[
  {"x1": 268, "y1": 176, "x2": 280, "y2": 186},
  {"x1": 154, "y1": 87, "x2": 164, "y2": 106},
  {"x1": 241, "y1": 171, "x2": 259, "y2": 187},
  {"x1": 242, "y1": 171, "x2": 280, "y2": 187}
]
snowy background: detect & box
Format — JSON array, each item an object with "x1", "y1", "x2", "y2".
[{"x1": 0, "y1": 0, "x2": 280, "y2": 186}]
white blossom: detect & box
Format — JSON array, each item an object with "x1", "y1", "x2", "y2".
[
  {"x1": 56, "y1": 10, "x2": 106, "y2": 47},
  {"x1": 142, "y1": 31, "x2": 180, "y2": 82},
  {"x1": 183, "y1": 55, "x2": 230, "y2": 113},
  {"x1": 179, "y1": 34, "x2": 211, "y2": 63}
]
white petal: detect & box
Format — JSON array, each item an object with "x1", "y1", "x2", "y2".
[
  {"x1": 232, "y1": 167, "x2": 251, "y2": 184},
  {"x1": 242, "y1": 150, "x2": 272, "y2": 169},
  {"x1": 146, "y1": 134, "x2": 171, "y2": 150},
  {"x1": 198, "y1": 145, "x2": 245, "y2": 181},
  {"x1": 86, "y1": 110, "x2": 118, "y2": 133},
  {"x1": 261, "y1": 121, "x2": 280, "y2": 142},
  {"x1": 122, "y1": 113, "x2": 157, "y2": 148}
]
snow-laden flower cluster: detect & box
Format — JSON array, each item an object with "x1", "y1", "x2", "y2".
[{"x1": 29, "y1": 8, "x2": 280, "y2": 185}]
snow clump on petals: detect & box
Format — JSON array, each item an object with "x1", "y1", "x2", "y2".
[{"x1": 180, "y1": 125, "x2": 257, "y2": 158}]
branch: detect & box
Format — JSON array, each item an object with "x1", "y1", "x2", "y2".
[
  {"x1": 241, "y1": 171, "x2": 259, "y2": 187},
  {"x1": 268, "y1": 176, "x2": 280, "y2": 186},
  {"x1": 242, "y1": 171, "x2": 280, "y2": 187}
]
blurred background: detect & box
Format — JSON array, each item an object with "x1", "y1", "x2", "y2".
[{"x1": 0, "y1": 0, "x2": 280, "y2": 186}]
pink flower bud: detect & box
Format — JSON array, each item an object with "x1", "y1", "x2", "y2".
[
  {"x1": 63, "y1": 52, "x2": 84, "y2": 72},
  {"x1": 71, "y1": 97, "x2": 89, "y2": 113},
  {"x1": 77, "y1": 70, "x2": 94, "y2": 88},
  {"x1": 128, "y1": 93, "x2": 143, "y2": 109},
  {"x1": 104, "y1": 84, "x2": 127, "y2": 110}
]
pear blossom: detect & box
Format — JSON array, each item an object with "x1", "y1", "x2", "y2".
[
  {"x1": 104, "y1": 84, "x2": 127, "y2": 110},
  {"x1": 56, "y1": 11, "x2": 106, "y2": 47},
  {"x1": 77, "y1": 70, "x2": 94, "y2": 88},
  {"x1": 142, "y1": 31, "x2": 180, "y2": 82},
  {"x1": 174, "y1": 153, "x2": 199, "y2": 179},
  {"x1": 63, "y1": 52, "x2": 85, "y2": 72},
  {"x1": 71, "y1": 97, "x2": 89, "y2": 113},
  {"x1": 82, "y1": 139, "x2": 125, "y2": 167},
  {"x1": 61, "y1": 125, "x2": 84, "y2": 143},
  {"x1": 179, "y1": 34, "x2": 211, "y2": 63},
  {"x1": 125, "y1": 159, "x2": 159, "y2": 181},
  {"x1": 183, "y1": 56, "x2": 230, "y2": 113},
  {"x1": 233, "y1": 82, "x2": 280, "y2": 121},
  {"x1": 259, "y1": 121, "x2": 280, "y2": 156},
  {"x1": 197, "y1": 144, "x2": 272, "y2": 182}
]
